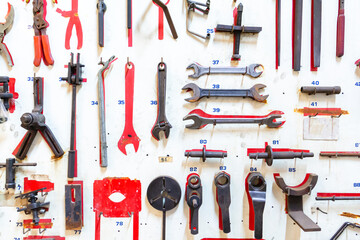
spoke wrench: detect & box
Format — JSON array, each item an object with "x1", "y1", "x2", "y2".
[
  {"x1": 151, "y1": 60, "x2": 172, "y2": 141},
  {"x1": 153, "y1": 0, "x2": 178, "y2": 40},
  {"x1": 147, "y1": 176, "x2": 181, "y2": 240},
  {"x1": 183, "y1": 109, "x2": 285, "y2": 129},
  {"x1": 214, "y1": 171, "x2": 231, "y2": 233},
  {"x1": 118, "y1": 61, "x2": 140, "y2": 155},
  {"x1": 187, "y1": 62, "x2": 263, "y2": 79},
  {"x1": 182, "y1": 83, "x2": 268, "y2": 102},
  {"x1": 186, "y1": 173, "x2": 202, "y2": 235}
]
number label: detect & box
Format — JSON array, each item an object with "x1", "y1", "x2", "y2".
[
  {"x1": 116, "y1": 221, "x2": 124, "y2": 226},
  {"x1": 272, "y1": 140, "x2": 279, "y2": 145},
  {"x1": 74, "y1": 230, "x2": 81, "y2": 234},
  {"x1": 213, "y1": 108, "x2": 220, "y2": 113},
  {"x1": 355, "y1": 143, "x2": 360, "y2": 148},
  {"x1": 200, "y1": 139, "x2": 207, "y2": 144},
  {"x1": 190, "y1": 167, "x2": 198, "y2": 172},
  {"x1": 355, "y1": 82, "x2": 360, "y2": 87},
  {"x1": 212, "y1": 60, "x2": 219, "y2": 65},
  {"x1": 212, "y1": 84, "x2": 220, "y2": 89},
  {"x1": 16, "y1": 222, "x2": 22, "y2": 227},
  {"x1": 354, "y1": 183, "x2": 360, "y2": 187},
  {"x1": 91, "y1": 101, "x2": 99, "y2": 105},
  {"x1": 311, "y1": 81, "x2": 319, "y2": 85},
  {"x1": 27, "y1": 77, "x2": 34, "y2": 81},
  {"x1": 118, "y1": 100, "x2": 125, "y2": 105},
  {"x1": 289, "y1": 168, "x2": 296, "y2": 172},
  {"x1": 150, "y1": 100, "x2": 158, "y2": 105},
  {"x1": 207, "y1": 29, "x2": 214, "y2": 34},
  {"x1": 250, "y1": 167, "x2": 257, "y2": 172},
  {"x1": 310, "y1": 102, "x2": 318, "y2": 107},
  {"x1": 220, "y1": 166, "x2": 227, "y2": 170}
]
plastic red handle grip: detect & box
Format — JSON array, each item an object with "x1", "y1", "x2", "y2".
[
  {"x1": 336, "y1": 10, "x2": 345, "y2": 57},
  {"x1": 33, "y1": 36, "x2": 42, "y2": 67}
]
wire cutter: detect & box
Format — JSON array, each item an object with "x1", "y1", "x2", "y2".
[
  {"x1": 0, "y1": 3, "x2": 14, "y2": 67},
  {"x1": 33, "y1": 0, "x2": 54, "y2": 67}
]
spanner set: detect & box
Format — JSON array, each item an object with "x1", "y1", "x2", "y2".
[{"x1": 0, "y1": 1, "x2": 358, "y2": 240}]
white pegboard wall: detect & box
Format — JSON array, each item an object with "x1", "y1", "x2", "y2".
[{"x1": 1, "y1": 0, "x2": 360, "y2": 239}]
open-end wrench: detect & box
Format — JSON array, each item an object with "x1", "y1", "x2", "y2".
[
  {"x1": 183, "y1": 109, "x2": 285, "y2": 129},
  {"x1": 151, "y1": 60, "x2": 172, "y2": 141},
  {"x1": 187, "y1": 63, "x2": 263, "y2": 79},
  {"x1": 214, "y1": 172, "x2": 231, "y2": 233},
  {"x1": 182, "y1": 83, "x2": 268, "y2": 102},
  {"x1": 118, "y1": 61, "x2": 140, "y2": 155}
]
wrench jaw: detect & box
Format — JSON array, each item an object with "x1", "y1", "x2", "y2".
[
  {"x1": 151, "y1": 122, "x2": 172, "y2": 141},
  {"x1": 182, "y1": 83, "x2": 201, "y2": 102},
  {"x1": 186, "y1": 63, "x2": 202, "y2": 79},
  {"x1": 264, "y1": 115, "x2": 285, "y2": 128},
  {"x1": 246, "y1": 64, "x2": 264, "y2": 78},
  {"x1": 250, "y1": 84, "x2": 268, "y2": 102},
  {"x1": 183, "y1": 114, "x2": 207, "y2": 129},
  {"x1": 118, "y1": 132, "x2": 140, "y2": 155}
]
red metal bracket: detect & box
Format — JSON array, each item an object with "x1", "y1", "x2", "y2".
[
  {"x1": 296, "y1": 107, "x2": 348, "y2": 117},
  {"x1": 24, "y1": 177, "x2": 54, "y2": 193},
  {"x1": 93, "y1": 177, "x2": 141, "y2": 240}
]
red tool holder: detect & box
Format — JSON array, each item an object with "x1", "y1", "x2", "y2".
[{"x1": 24, "y1": 177, "x2": 54, "y2": 193}]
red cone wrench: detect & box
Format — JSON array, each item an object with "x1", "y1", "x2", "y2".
[{"x1": 118, "y1": 61, "x2": 140, "y2": 154}]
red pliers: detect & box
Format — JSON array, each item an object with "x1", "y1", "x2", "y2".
[
  {"x1": 0, "y1": 3, "x2": 14, "y2": 67},
  {"x1": 32, "y1": 0, "x2": 54, "y2": 67}
]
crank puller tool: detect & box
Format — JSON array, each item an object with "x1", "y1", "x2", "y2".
[
  {"x1": 293, "y1": 0, "x2": 303, "y2": 71},
  {"x1": 56, "y1": 0, "x2": 83, "y2": 50},
  {"x1": 0, "y1": 3, "x2": 14, "y2": 67},
  {"x1": 97, "y1": 56, "x2": 117, "y2": 167},
  {"x1": 147, "y1": 176, "x2": 181, "y2": 240},
  {"x1": 182, "y1": 83, "x2": 268, "y2": 103},
  {"x1": 316, "y1": 192, "x2": 360, "y2": 201},
  {"x1": 0, "y1": 158, "x2": 36, "y2": 189},
  {"x1": 183, "y1": 109, "x2": 284, "y2": 129},
  {"x1": 311, "y1": 0, "x2": 321, "y2": 71},
  {"x1": 274, "y1": 173, "x2": 320, "y2": 232},
  {"x1": 301, "y1": 86, "x2": 341, "y2": 95},
  {"x1": 276, "y1": 0, "x2": 281, "y2": 69},
  {"x1": 13, "y1": 77, "x2": 64, "y2": 160},
  {"x1": 336, "y1": 0, "x2": 345, "y2": 57},
  {"x1": 60, "y1": 53, "x2": 85, "y2": 178},
  {"x1": 32, "y1": 0, "x2": 54, "y2": 67},
  {"x1": 245, "y1": 172, "x2": 266, "y2": 239},
  {"x1": 186, "y1": 0, "x2": 210, "y2": 40},
  {"x1": 330, "y1": 222, "x2": 360, "y2": 240},
  {"x1": 97, "y1": 0, "x2": 106, "y2": 47},
  {"x1": 215, "y1": 3, "x2": 262, "y2": 61},
  {"x1": 214, "y1": 171, "x2": 231, "y2": 233},
  {"x1": 186, "y1": 174, "x2": 202, "y2": 235},
  {"x1": 186, "y1": 62, "x2": 263, "y2": 79},
  {"x1": 152, "y1": 0, "x2": 178, "y2": 40},
  {"x1": 16, "y1": 188, "x2": 50, "y2": 226},
  {"x1": 118, "y1": 60, "x2": 140, "y2": 154},
  {"x1": 185, "y1": 145, "x2": 227, "y2": 162},
  {"x1": 249, "y1": 144, "x2": 313, "y2": 166},
  {"x1": 151, "y1": 60, "x2": 172, "y2": 141}
]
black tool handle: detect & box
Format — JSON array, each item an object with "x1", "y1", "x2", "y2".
[
  {"x1": 190, "y1": 206, "x2": 200, "y2": 234},
  {"x1": 97, "y1": 0, "x2": 106, "y2": 47},
  {"x1": 68, "y1": 85, "x2": 77, "y2": 178},
  {"x1": 5, "y1": 158, "x2": 15, "y2": 189},
  {"x1": 14, "y1": 129, "x2": 37, "y2": 160},
  {"x1": 330, "y1": 222, "x2": 351, "y2": 240},
  {"x1": 40, "y1": 125, "x2": 64, "y2": 158}
]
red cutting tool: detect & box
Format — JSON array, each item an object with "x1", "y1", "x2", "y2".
[{"x1": 56, "y1": 0, "x2": 83, "y2": 50}]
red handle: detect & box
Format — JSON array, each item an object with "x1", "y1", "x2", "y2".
[
  {"x1": 33, "y1": 36, "x2": 42, "y2": 67},
  {"x1": 336, "y1": 9, "x2": 345, "y2": 57}
]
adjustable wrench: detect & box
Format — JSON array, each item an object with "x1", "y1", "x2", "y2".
[
  {"x1": 182, "y1": 83, "x2": 268, "y2": 102},
  {"x1": 118, "y1": 61, "x2": 140, "y2": 155},
  {"x1": 187, "y1": 63, "x2": 263, "y2": 79},
  {"x1": 151, "y1": 60, "x2": 172, "y2": 141},
  {"x1": 183, "y1": 109, "x2": 285, "y2": 129},
  {"x1": 214, "y1": 172, "x2": 231, "y2": 233},
  {"x1": 186, "y1": 174, "x2": 202, "y2": 235}
]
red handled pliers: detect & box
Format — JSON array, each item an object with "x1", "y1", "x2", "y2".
[
  {"x1": 0, "y1": 3, "x2": 14, "y2": 67},
  {"x1": 33, "y1": 0, "x2": 54, "y2": 67}
]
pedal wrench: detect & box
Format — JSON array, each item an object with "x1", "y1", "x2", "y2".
[
  {"x1": 214, "y1": 172, "x2": 231, "y2": 233},
  {"x1": 151, "y1": 61, "x2": 172, "y2": 141},
  {"x1": 118, "y1": 62, "x2": 140, "y2": 155},
  {"x1": 186, "y1": 174, "x2": 202, "y2": 235}
]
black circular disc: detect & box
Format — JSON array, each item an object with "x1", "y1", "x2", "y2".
[{"x1": 147, "y1": 176, "x2": 181, "y2": 212}]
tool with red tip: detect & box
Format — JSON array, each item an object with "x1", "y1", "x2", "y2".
[{"x1": 118, "y1": 60, "x2": 140, "y2": 154}]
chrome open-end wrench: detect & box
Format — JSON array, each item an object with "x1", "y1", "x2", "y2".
[
  {"x1": 151, "y1": 60, "x2": 172, "y2": 141},
  {"x1": 187, "y1": 62, "x2": 263, "y2": 79},
  {"x1": 183, "y1": 109, "x2": 285, "y2": 129},
  {"x1": 98, "y1": 56, "x2": 116, "y2": 167},
  {"x1": 118, "y1": 61, "x2": 140, "y2": 155},
  {"x1": 182, "y1": 83, "x2": 268, "y2": 102},
  {"x1": 214, "y1": 171, "x2": 231, "y2": 233}
]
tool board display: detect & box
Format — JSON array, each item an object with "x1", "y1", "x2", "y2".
[{"x1": 0, "y1": 0, "x2": 360, "y2": 239}]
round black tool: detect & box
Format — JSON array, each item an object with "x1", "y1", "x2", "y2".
[{"x1": 147, "y1": 176, "x2": 181, "y2": 240}]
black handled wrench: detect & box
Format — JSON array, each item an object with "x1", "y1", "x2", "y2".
[
  {"x1": 186, "y1": 174, "x2": 202, "y2": 235},
  {"x1": 187, "y1": 63, "x2": 263, "y2": 79},
  {"x1": 151, "y1": 60, "x2": 172, "y2": 141},
  {"x1": 214, "y1": 172, "x2": 231, "y2": 233},
  {"x1": 97, "y1": 0, "x2": 106, "y2": 47},
  {"x1": 182, "y1": 83, "x2": 268, "y2": 102}
]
